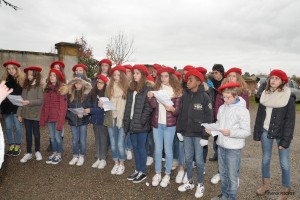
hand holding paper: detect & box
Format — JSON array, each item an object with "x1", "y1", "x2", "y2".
[
  {"x1": 152, "y1": 90, "x2": 173, "y2": 106},
  {"x1": 97, "y1": 96, "x2": 115, "y2": 111},
  {"x1": 7, "y1": 95, "x2": 23, "y2": 106}
]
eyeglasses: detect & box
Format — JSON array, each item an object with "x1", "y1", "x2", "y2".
[
  {"x1": 212, "y1": 71, "x2": 219, "y2": 74},
  {"x1": 97, "y1": 82, "x2": 105, "y2": 85}
]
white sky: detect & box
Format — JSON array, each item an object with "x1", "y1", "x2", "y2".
[{"x1": 1, "y1": 0, "x2": 299, "y2": 76}]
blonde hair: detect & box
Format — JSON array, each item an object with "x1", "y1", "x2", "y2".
[
  {"x1": 2, "y1": 65, "x2": 25, "y2": 87},
  {"x1": 153, "y1": 73, "x2": 182, "y2": 97},
  {"x1": 221, "y1": 73, "x2": 248, "y2": 95},
  {"x1": 222, "y1": 87, "x2": 239, "y2": 97},
  {"x1": 106, "y1": 70, "x2": 128, "y2": 99}
]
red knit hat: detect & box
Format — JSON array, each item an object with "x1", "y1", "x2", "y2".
[
  {"x1": 174, "y1": 71, "x2": 182, "y2": 80},
  {"x1": 183, "y1": 65, "x2": 194, "y2": 71},
  {"x1": 3, "y1": 60, "x2": 21, "y2": 68},
  {"x1": 270, "y1": 69, "x2": 288, "y2": 83},
  {"x1": 24, "y1": 66, "x2": 42, "y2": 73},
  {"x1": 110, "y1": 65, "x2": 126, "y2": 76},
  {"x1": 50, "y1": 68, "x2": 64, "y2": 82},
  {"x1": 218, "y1": 82, "x2": 241, "y2": 93},
  {"x1": 184, "y1": 70, "x2": 204, "y2": 83},
  {"x1": 224, "y1": 67, "x2": 242, "y2": 78},
  {"x1": 123, "y1": 64, "x2": 132, "y2": 70},
  {"x1": 157, "y1": 67, "x2": 175, "y2": 76},
  {"x1": 146, "y1": 75, "x2": 154, "y2": 82},
  {"x1": 195, "y1": 67, "x2": 207, "y2": 75},
  {"x1": 132, "y1": 64, "x2": 149, "y2": 76},
  {"x1": 98, "y1": 58, "x2": 112, "y2": 66},
  {"x1": 72, "y1": 64, "x2": 87, "y2": 72},
  {"x1": 97, "y1": 74, "x2": 109, "y2": 83},
  {"x1": 153, "y1": 64, "x2": 163, "y2": 70},
  {"x1": 50, "y1": 61, "x2": 65, "y2": 69}
]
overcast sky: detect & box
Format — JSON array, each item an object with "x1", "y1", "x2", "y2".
[{"x1": 1, "y1": 0, "x2": 300, "y2": 76}]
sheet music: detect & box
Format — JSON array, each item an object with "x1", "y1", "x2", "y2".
[
  {"x1": 152, "y1": 90, "x2": 174, "y2": 106},
  {"x1": 7, "y1": 95, "x2": 23, "y2": 106}
]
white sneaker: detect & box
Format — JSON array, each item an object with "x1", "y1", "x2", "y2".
[
  {"x1": 69, "y1": 156, "x2": 79, "y2": 165},
  {"x1": 76, "y1": 156, "x2": 85, "y2": 166},
  {"x1": 146, "y1": 156, "x2": 154, "y2": 166},
  {"x1": 20, "y1": 153, "x2": 32, "y2": 163},
  {"x1": 152, "y1": 173, "x2": 162, "y2": 186},
  {"x1": 175, "y1": 170, "x2": 185, "y2": 184},
  {"x1": 211, "y1": 173, "x2": 220, "y2": 184},
  {"x1": 172, "y1": 160, "x2": 179, "y2": 170},
  {"x1": 98, "y1": 160, "x2": 107, "y2": 169},
  {"x1": 92, "y1": 159, "x2": 101, "y2": 168},
  {"x1": 111, "y1": 164, "x2": 119, "y2": 175},
  {"x1": 35, "y1": 151, "x2": 42, "y2": 161},
  {"x1": 160, "y1": 174, "x2": 170, "y2": 187},
  {"x1": 195, "y1": 183, "x2": 205, "y2": 198},
  {"x1": 126, "y1": 150, "x2": 132, "y2": 160},
  {"x1": 183, "y1": 172, "x2": 188, "y2": 183},
  {"x1": 178, "y1": 182, "x2": 195, "y2": 192},
  {"x1": 116, "y1": 164, "x2": 125, "y2": 175}
]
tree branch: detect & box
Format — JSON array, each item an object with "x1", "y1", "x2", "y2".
[{"x1": 0, "y1": 0, "x2": 21, "y2": 10}]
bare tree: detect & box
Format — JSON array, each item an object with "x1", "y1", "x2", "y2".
[
  {"x1": 106, "y1": 32, "x2": 134, "y2": 65},
  {"x1": 0, "y1": 0, "x2": 20, "y2": 10}
]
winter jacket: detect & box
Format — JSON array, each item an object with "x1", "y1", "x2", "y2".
[
  {"x1": 176, "y1": 85, "x2": 213, "y2": 139},
  {"x1": 214, "y1": 91, "x2": 249, "y2": 120},
  {"x1": 89, "y1": 95, "x2": 105, "y2": 125},
  {"x1": 39, "y1": 84, "x2": 68, "y2": 131},
  {"x1": 253, "y1": 96, "x2": 295, "y2": 148},
  {"x1": 212, "y1": 97, "x2": 251, "y2": 149},
  {"x1": 123, "y1": 86, "x2": 153, "y2": 134},
  {"x1": 1, "y1": 75, "x2": 22, "y2": 115},
  {"x1": 17, "y1": 85, "x2": 44, "y2": 121},
  {"x1": 148, "y1": 96, "x2": 181, "y2": 128}
]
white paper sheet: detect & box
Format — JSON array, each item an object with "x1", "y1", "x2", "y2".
[
  {"x1": 68, "y1": 107, "x2": 88, "y2": 115},
  {"x1": 152, "y1": 90, "x2": 174, "y2": 106},
  {"x1": 97, "y1": 96, "x2": 116, "y2": 111},
  {"x1": 201, "y1": 123, "x2": 220, "y2": 136},
  {"x1": 7, "y1": 95, "x2": 23, "y2": 106}
]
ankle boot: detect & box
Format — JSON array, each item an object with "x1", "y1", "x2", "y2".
[
  {"x1": 277, "y1": 187, "x2": 291, "y2": 200},
  {"x1": 256, "y1": 178, "x2": 270, "y2": 195}
]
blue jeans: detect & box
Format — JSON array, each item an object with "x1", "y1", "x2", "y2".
[
  {"x1": 184, "y1": 136, "x2": 204, "y2": 184},
  {"x1": 173, "y1": 135, "x2": 185, "y2": 166},
  {"x1": 130, "y1": 132, "x2": 148, "y2": 173},
  {"x1": 153, "y1": 124, "x2": 176, "y2": 174},
  {"x1": 47, "y1": 122, "x2": 63, "y2": 154},
  {"x1": 23, "y1": 119, "x2": 40, "y2": 153},
  {"x1": 3, "y1": 113, "x2": 23, "y2": 145},
  {"x1": 71, "y1": 125, "x2": 87, "y2": 156},
  {"x1": 261, "y1": 129, "x2": 291, "y2": 188},
  {"x1": 108, "y1": 119, "x2": 126, "y2": 162},
  {"x1": 147, "y1": 129, "x2": 154, "y2": 157},
  {"x1": 125, "y1": 133, "x2": 132, "y2": 150},
  {"x1": 218, "y1": 146, "x2": 241, "y2": 200}
]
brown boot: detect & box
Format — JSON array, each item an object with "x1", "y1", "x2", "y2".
[
  {"x1": 277, "y1": 187, "x2": 291, "y2": 200},
  {"x1": 256, "y1": 178, "x2": 270, "y2": 195}
]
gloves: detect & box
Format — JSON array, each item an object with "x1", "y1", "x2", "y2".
[
  {"x1": 199, "y1": 139, "x2": 208, "y2": 147},
  {"x1": 177, "y1": 132, "x2": 184, "y2": 142}
]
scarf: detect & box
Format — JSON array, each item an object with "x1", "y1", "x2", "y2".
[
  {"x1": 111, "y1": 83, "x2": 126, "y2": 128},
  {"x1": 260, "y1": 85, "x2": 291, "y2": 108}
]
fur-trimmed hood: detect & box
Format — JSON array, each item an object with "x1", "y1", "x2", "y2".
[
  {"x1": 68, "y1": 77, "x2": 92, "y2": 95},
  {"x1": 59, "y1": 84, "x2": 69, "y2": 95}
]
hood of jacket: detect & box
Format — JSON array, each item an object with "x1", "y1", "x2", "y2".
[{"x1": 68, "y1": 78, "x2": 92, "y2": 95}]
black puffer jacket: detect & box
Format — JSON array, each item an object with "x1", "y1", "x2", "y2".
[
  {"x1": 1, "y1": 75, "x2": 23, "y2": 114},
  {"x1": 123, "y1": 86, "x2": 153, "y2": 134},
  {"x1": 253, "y1": 96, "x2": 295, "y2": 148},
  {"x1": 176, "y1": 85, "x2": 213, "y2": 139}
]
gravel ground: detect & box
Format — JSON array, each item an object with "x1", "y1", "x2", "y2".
[{"x1": 0, "y1": 104, "x2": 299, "y2": 200}]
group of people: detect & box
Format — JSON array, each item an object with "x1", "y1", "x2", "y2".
[{"x1": 0, "y1": 58, "x2": 295, "y2": 200}]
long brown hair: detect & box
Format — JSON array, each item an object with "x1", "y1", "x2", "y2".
[
  {"x1": 44, "y1": 73, "x2": 63, "y2": 92},
  {"x1": 153, "y1": 73, "x2": 182, "y2": 97},
  {"x1": 23, "y1": 70, "x2": 42, "y2": 90},
  {"x1": 129, "y1": 71, "x2": 147, "y2": 93},
  {"x1": 106, "y1": 70, "x2": 128, "y2": 99},
  {"x1": 97, "y1": 65, "x2": 111, "y2": 77},
  {"x1": 265, "y1": 77, "x2": 286, "y2": 93},
  {"x1": 2, "y1": 65, "x2": 25, "y2": 87},
  {"x1": 221, "y1": 73, "x2": 249, "y2": 95}
]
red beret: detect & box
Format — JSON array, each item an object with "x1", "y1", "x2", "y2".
[
  {"x1": 174, "y1": 71, "x2": 182, "y2": 80},
  {"x1": 184, "y1": 70, "x2": 204, "y2": 83},
  {"x1": 146, "y1": 75, "x2": 154, "y2": 82},
  {"x1": 157, "y1": 67, "x2": 175, "y2": 76},
  {"x1": 224, "y1": 67, "x2": 242, "y2": 78},
  {"x1": 72, "y1": 64, "x2": 87, "y2": 72},
  {"x1": 123, "y1": 64, "x2": 132, "y2": 70},
  {"x1": 195, "y1": 67, "x2": 207, "y2": 74},
  {"x1": 98, "y1": 58, "x2": 112, "y2": 67},
  {"x1": 132, "y1": 64, "x2": 149, "y2": 76},
  {"x1": 183, "y1": 65, "x2": 194, "y2": 71},
  {"x1": 110, "y1": 65, "x2": 126, "y2": 76},
  {"x1": 50, "y1": 61, "x2": 65, "y2": 69},
  {"x1": 97, "y1": 74, "x2": 109, "y2": 83},
  {"x1": 270, "y1": 69, "x2": 288, "y2": 83},
  {"x1": 50, "y1": 68, "x2": 64, "y2": 82},
  {"x1": 3, "y1": 60, "x2": 21, "y2": 68},
  {"x1": 153, "y1": 64, "x2": 163, "y2": 70},
  {"x1": 24, "y1": 66, "x2": 42, "y2": 73},
  {"x1": 218, "y1": 82, "x2": 241, "y2": 93}
]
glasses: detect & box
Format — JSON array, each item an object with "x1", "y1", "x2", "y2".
[
  {"x1": 97, "y1": 81, "x2": 105, "y2": 85},
  {"x1": 222, "y1": 95, "x2": 233, "y2": 100},
  {"x1": 212, "y1": 71, "x2": 219, "y2": 74}
]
